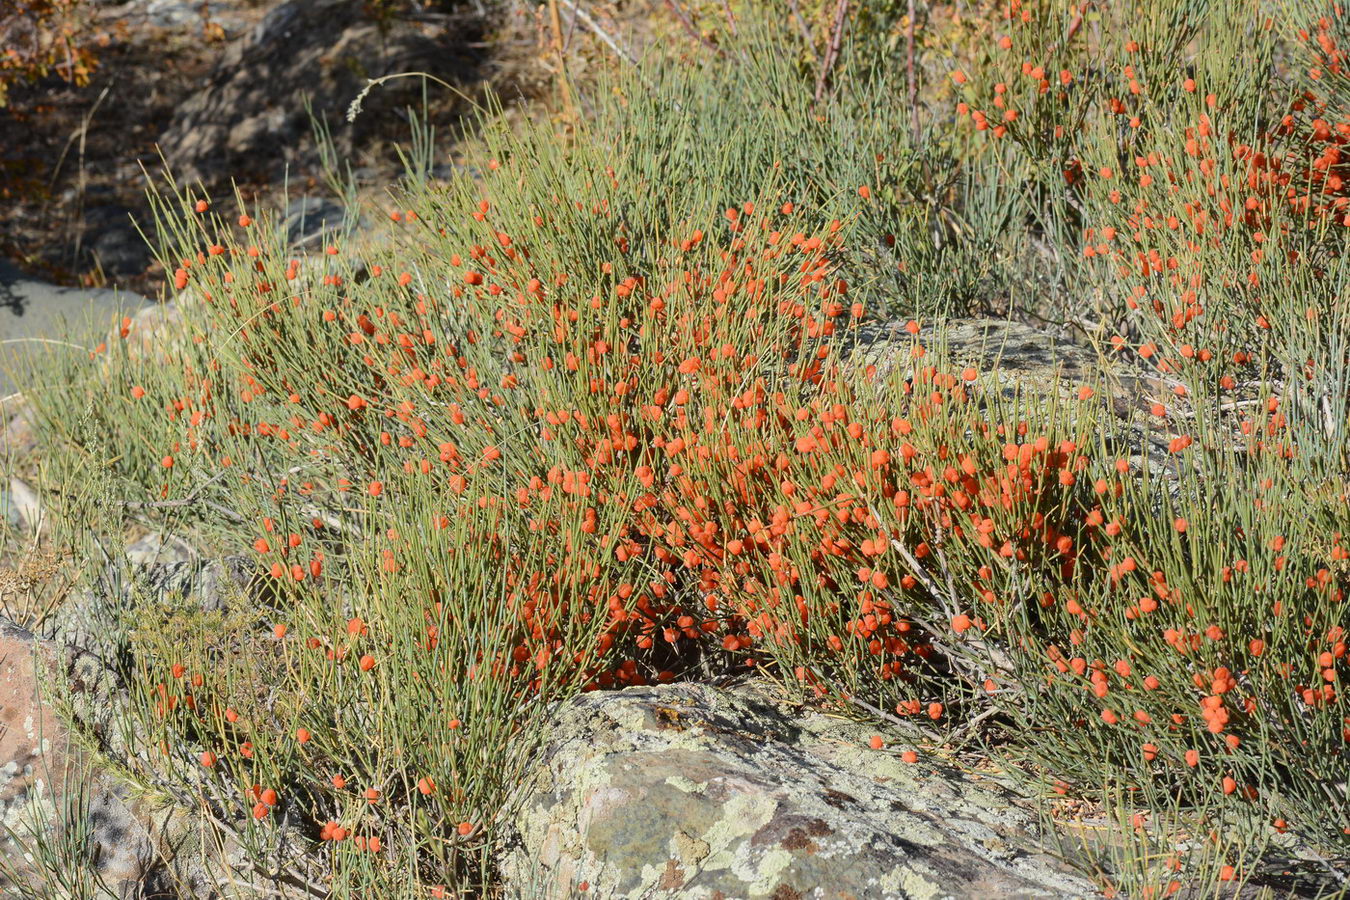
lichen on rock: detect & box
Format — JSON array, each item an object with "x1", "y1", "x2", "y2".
[{"x1": 499, "y1": 680, "x2": 1103, "y2": 899}]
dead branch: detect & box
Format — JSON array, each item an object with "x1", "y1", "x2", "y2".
[{"x1": 813, "y1": 0, "x2": 849, "y2": 107}]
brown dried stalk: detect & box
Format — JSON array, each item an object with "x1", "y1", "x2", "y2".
[{"x1": 813, "y1": 0, "x2": 849, "y2": 107}]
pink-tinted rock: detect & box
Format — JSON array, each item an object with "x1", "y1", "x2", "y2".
[{"x1": 0, "y1": 620, "x2": 158, "y2": 898}]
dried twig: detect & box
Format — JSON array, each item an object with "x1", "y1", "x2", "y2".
[
  {"x1": 547, "y1": 0, "x2": 577, "y2": 124},
  {"x1": 661, "y1": 0, "x2": 725, "y2": 57},
  {"x1": 810, "y1": 667, "x2": 1008, "y2": 757},
  {"x1": 838, "y1": 686, "x2": 942, "y2": 742},
  {"x1": 194, "y1": 805, "x2": 330, "y2": 899},
  {"x1": 879, "y1": 518, "x2": 950, "y2": 614},
  {"x1": 48, "y1": 81, "x2": 111, "y2": 190},
  {"x1": 1046, "y1": 0, "x2": 1087, "y2": 56},
  {"x1": 906, "y1": 0, "x2": 920, "y2": 144},
  {"x1": 558, "y1": 0, "x2": 639, "y2": 68},
  {"x1": 558, "y1": 0, "x2": 678, "y2": 109},
  {"x1": 868, "y1": 503, "x2": 1018, "y2": 682},
  {"x1": 720, "y1": 0, "x2": 738, "y2": 35},
  {"x1": 787, "y1": 0, "x2": 814, "y2": 47},
  {"x1": 118, "y1": 470, "x2": 243, "y2": 522},
  {"x1": 943, "y1": 703, "x2": 1005, "y2": 747},
  {"x1": 813, "y1": 0, "x2": 849, "y2": 106},
  {"x1": 0, "y1": 337, "x2": 90, "y2": 352}
]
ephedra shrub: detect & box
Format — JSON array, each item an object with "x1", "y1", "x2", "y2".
[
  {"x1": 947, "y1": 0, "x2": 1350, "y2": 891},
  {"x1": 16, "y1": 2, "x2": 1350, "y2": 896}
]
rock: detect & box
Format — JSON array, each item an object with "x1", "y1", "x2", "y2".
[
  {"x1": 96, "y1": 0, "x2": 252, "y2": 34},
  {"x1": 0, "y1": 496, "x2": 19, "y2": 530},
  {"x1": 123, "y1": 531, "x2": 198, "y2": 567},
  {"x1": 500, "y1": 680, "x2": 1103, "y2": 899},
  {"x1": 156, "y1": 0, "x2": 483, "y2": 188},
  {"x1": 0, "y1": 612, "x2": 282, "y2": 899},
  {"x1": 1, "y1": 404, "x2": 39, "y2": 460},
  {"x1": 111, "y1": 554, "x2": 255, "y2": 617},
  {"x1": 79, "y1": 205, "x2": 155, "y2": 279},
  {"x1": 0, "y1": 622, "x2": 69, "y2": 840},
  {"x1": 48, "y1": 554, "x2": 257, "y2": 660},
  {"x1": 141, "y1": 0, "x2": 232, "y2": 29},
  {"x1": 846, "y1": 317, "x2": 1178, "y2": 415},
  {"x1": 111, "y1": 247, "x2": 370, "y2": 370},
  {"x1": 118, "y1": 298, "x2": 187, "y2": 364},
  {"x1": 0, "y1": 393, "x2": 25, "y2": 423},
  {"x1": 0, "y1": 260, "x2": 151, "y2": 397},
  {"x1": 283, "y1": 196, "x2": 352, "y2": 248},
  {"x1": 0, "y1": 619, "x2": 166, "y2": 899},
  {"x1": 2, "y1": 479, "x2": 42, "y2": 531},
  {"x1": 844, "y1": 317, "x2": 1201, "y2": 479}
]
